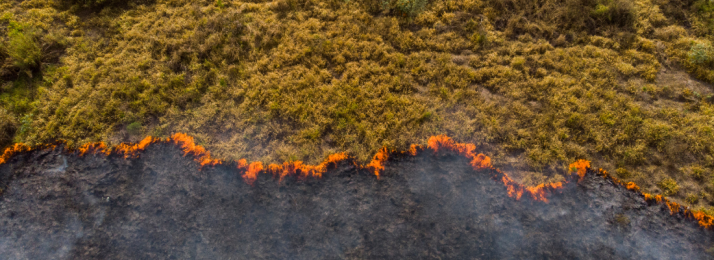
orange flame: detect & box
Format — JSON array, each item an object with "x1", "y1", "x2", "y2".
[
  {"x1": 569, "y1": 159, "x2": 590, "y2": 180},
  {"x1": 0, "y1": 143, "x2": 31, "y2": 165},
  {"x1": 366, "y1": 148, "x2": 388, "y2": 179},
  {"x1": 598, "y1": 169, "x2": 714, "y2": 229},
  {"x1": 625, "y1": 182, "x2": 639, "y2": 192},
  {"x1": 115, "y1": 136, "x2": 159, "y2": 158},
  {"x1": 241, "y1": 161, "x2": 263, "y2": 186},
  {"x1": 168, "y1": 133, "x2": 222, "y2": 166},
  {"x1": 408, "y1": 144, "x2": 420, "y2": 156},
  {"x1": 428, "y1": 135, "x2": 562, "y2": 202},
  {"x1": 78, "y1": 142, "x2": 109, "y2": 156}
]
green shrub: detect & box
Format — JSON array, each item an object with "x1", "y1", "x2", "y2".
[
  {"x1": 6, "y1": 23, "x2": 41, "y2": 71},
  {"x1": 17, "y1": 113, "x2": 33, "y2": 137},
  {"x1": 658, "y1": 177, "x2": 680, "y2": 196},
  {"x1": 126, "y1": 121, "x2": 142, "y2": 135},
  {"x1": 688, "y1": 42, "x2": 713, "y2": 66}
]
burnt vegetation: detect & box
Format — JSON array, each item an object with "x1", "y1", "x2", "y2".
[
  {"x1": 2, "y1": 0, "x2": 714, "y2": 211},
  {"x1": 0, "y1": 144, "x2": 712, "y2": 259}
]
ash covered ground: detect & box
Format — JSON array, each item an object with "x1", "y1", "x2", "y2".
[{"x1": 0, "y1": 143, "x2": 712, "y2": 259}]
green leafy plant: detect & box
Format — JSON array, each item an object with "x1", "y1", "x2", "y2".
[
  {"x1": 17, "y1": 113, "x2": 33, "y2": 137},
  {"x1": 688, "y1": 42, "x2": 713, "y2": 66}
]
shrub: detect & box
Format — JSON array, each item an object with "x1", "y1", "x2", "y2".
[
  {"x1": 685, "y1": 193, "x2": 700, "y2": 204},
  {"x1": 361, "y1": 0, "x2": 428, "y2": 16},
  {"x1": 591, "y1": 0, "x2": 636, "y2": 27},
  {"x1": 510, "y1": 56, "x2": 526, "y2": 70},
  {"x1": 5, "y1": 23, "x2": 41, "y2": 71},
  {"x1": 688, "y1": 42, "x2": 713, "y2": 66},
  {"x1": 689, "y1": 165, "x2": 707, "y2": 180},
  {"x1": 395, "y1": 0, "x2": 428, "y2": 16},
  {"x1": 658, "y1": 177, "x2": 680, "y2": 196},
  {"x1": 615, "y1": 167, "x2": 631, "y2": 178},
  {"x1": 126, "y1": 121, "x2": 142, "y2": 135},
  {"x1": 592, "y1": 4, "x2": 610, "y2": 18}
]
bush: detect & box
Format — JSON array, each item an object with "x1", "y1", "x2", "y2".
[
  {"x1": 615, "y1": 167, "x2": 631, "y2": 178},
  {"x1": 5, "y1": 23, "x2": 41, "y2": 72},
  {"x1": 658, "y1": 177, "x2": 680, "y2": 196},
  {"x1": 688, "y1": 42, "x2": 713, "y2": 66},
  {"x1": 126, "y1": 121, "x2": 142, "y2": 135},
  {"x1": 689, "y1": 165, "x2": 707, "y2": 180},
  {"x1": 395, "y1": 0, "x2": 428, "y2": 16},
  {"x1": 361, "y1": 0, "x2": 428, "y2": 16},
  {"x1": 591, "y1": 0, "x2": 636, "y2": 27},
  {"x1": 685, "y1": 193, "x2": 700, "y2": 204}
]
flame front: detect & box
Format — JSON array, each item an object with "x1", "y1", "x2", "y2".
[
  {"x1": 0, "y1": 143, "x2": 31, "y2": 165},
  {"x1": 366, "y1": 148, "x2": 388, "y2": 179},
  {"x1": 428, "y1": 135, "x2": 561, "y2": 202},
  {"x1": 1, "y1": 133, "x2": 713, "y2": 229}
]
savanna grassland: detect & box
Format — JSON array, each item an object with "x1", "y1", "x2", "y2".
[{"x1": 2, "y1": 0, "x2": 714, "y2": 209}]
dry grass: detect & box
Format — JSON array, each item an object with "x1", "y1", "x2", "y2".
[{"x1": 1, "y1": 0, "x2": 714, "y2": 210}]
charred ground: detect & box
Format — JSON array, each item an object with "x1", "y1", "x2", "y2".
[{"x1": 0, "y1": 143, "x2": 712, "y2": 259}]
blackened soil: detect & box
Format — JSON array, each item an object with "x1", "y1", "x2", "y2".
[{"x1": 0, "y1": 143, "x2": 712, "y2": 259}]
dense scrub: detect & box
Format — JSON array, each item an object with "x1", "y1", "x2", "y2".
[{"x1": 2, "y1": 0, "x2": 714, "y2": 209}]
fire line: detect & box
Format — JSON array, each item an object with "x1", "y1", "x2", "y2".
[{"x1": 0, "y1": 133, "x2": 712, "y2": 229}]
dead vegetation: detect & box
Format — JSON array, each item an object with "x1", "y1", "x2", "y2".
[{"x1": 1, "y1": 0, "x2": 714, "y2": 209}]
